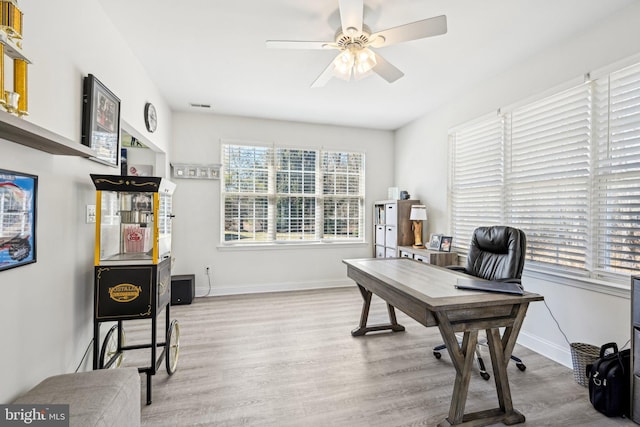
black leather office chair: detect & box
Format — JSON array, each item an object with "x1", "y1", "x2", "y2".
[{"x1": 433, "y1": 225, "x2": 527, "y2": 380}]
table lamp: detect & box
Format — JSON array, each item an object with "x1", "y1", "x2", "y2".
[{"x1": 410, "y1": 205, "x2": 427, "y2": 248}]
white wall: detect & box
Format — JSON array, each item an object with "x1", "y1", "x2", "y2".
[
  {"x1": 394, "y1": 2, "x2": 640, "y2": 367},
  {"x1": 170, "y1": 113, "x2": 394, "y2": 296},
  {"x1": 0, "y1": 0, "x2": 171, "y2": 403}
]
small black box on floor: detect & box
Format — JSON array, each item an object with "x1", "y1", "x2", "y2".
[{"x1": 171, "y1": 274, "x2": 195, "y2": 305}]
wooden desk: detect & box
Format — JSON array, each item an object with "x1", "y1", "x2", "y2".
[{"x1": 343, "y1": 257, "x2": 544, "y2": 427}]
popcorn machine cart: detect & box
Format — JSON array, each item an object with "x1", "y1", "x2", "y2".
[{"x1": 90, "y1": 174, "x2": 179, "y2": 405}]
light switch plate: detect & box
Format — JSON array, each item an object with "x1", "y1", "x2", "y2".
[{"x1": 86, "y1": 205, "x2": 96, "y2": 223}]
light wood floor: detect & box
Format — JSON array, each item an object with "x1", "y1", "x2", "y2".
[{"x1": 120, "y1": 287, "x2": 633, "y2": 426}]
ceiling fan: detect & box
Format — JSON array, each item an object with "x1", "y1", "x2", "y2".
[{"x1": 266, "y1": 0, "x2": 447, "y2": 87}]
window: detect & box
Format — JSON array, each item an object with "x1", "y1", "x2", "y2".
[
  {"x1": 509, "y1": 84, "x2": 592, "y2": 276},
  {"x1": 223, "y1": 145, "x2": 270, "y2": 242},
  {"x1": 449, "y1": 116, "x2": 504, "y2": 253},
  {"x1": 222, "y1": 142, "x2": 364, "y2": 244},
  {"x1": 593, "y1": 62, "x2": 640, "y2": 277},
  {"x1": 322, "y1": 151, "x2": 364, "y2": 239},
  {"x1": 276, "y1": 148, "x2": 317, "y2": 241},
  {"x1": 450, "y1": 59, "x2": 640, "y2": 283}
]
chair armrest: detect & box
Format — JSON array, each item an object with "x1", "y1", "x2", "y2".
[{"x1": 446, "y1": 265, "x2": 466, "y2": 272}]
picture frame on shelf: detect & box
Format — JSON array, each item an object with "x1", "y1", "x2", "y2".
[
  {"x1": 439, "y1": 236, "x2": 452, "y2": 252},
  {"x1": 428, "y1": 233, "x2": 442, "y2": 250},
  {"x1": 81, "y1": 74, "x2": 121, "y2": 167},
  {"x1": 0, "y1": 168, "x2": 37, "y2": 271}
]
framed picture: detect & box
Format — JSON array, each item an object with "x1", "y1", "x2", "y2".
[
  {"x1": 82, "y1": 74, "x2": 121, "y2": 167},
  {"x1": 439, "y1": 236, "x2": 452, "y2": 252},
  {"x1": 428, "y1": 233, "x2": 442, "y2": 250},
  {"x1": 0, "y1": 168, "x2": 37, "y2": 271}
]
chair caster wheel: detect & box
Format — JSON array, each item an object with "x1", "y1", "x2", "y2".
[
  {"x1": 481, "y1": 372, "x2": 491, "y2": 381},
  {"x1": 433, "y1": 351, "x2": 441, "y2": 359},
  {"x1": 516, "y1": 362, "x2": 526, "y2": 371}
]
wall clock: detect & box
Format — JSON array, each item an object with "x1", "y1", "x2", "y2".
[{"x1": 144, "y1": 102, "x2": 157, "y2": 133}]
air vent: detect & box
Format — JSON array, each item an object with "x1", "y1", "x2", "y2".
[{"x1": 189, "y1": 103, "x2": 212, "y2": 109}]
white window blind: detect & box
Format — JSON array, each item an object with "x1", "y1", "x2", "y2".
[
  {"x1": 450, "y1": 116, "x2": 504, "y2": 253},
  {"x1": 450, "y1": 58, "x2": 640, "y2": 285},
  {"x1": 322, "y1": 151, "x2": 364, "y2": 239},
  {"x1": 222, "y1": 143, "x2": 364, "y2": 244},
  {"x1": 593, "y1": 62, "x2": 640, "y2": 276},
  {"x1": 509, "y1": 84, "x2": 592, "y2": 275},
  {"x1": 276, "y1": 148, "x2": 318, "y2": 241},
  {"x1": 223, "y1": 144, "x2": 272, "y2": 242}
]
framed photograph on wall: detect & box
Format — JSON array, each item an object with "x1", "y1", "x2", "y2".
[
  {"x1": 428, "y1": 233, "x2": 442, "y2": 250},
  {"x1": 439, "y1": 236, "x2": 452, "y2": 252},
  {"x1": 82, "y1": 74, "x2": 121, "y2": 167},
  {"x1": 0, "y1": 168, "x2": 37, "y2": 271}
]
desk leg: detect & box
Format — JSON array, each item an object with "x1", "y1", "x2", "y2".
[
  {"x1": 351, "y1": 284, "x2": 405, "y2": 337},
  {"x1": 484, "y1": 303, "x2": 529, "y2": 425},
  {"x1": 436, "y1": 305, "x2": 528, "y2": 427},
  {"x1": 436, "y1": 313, "x2": 477, "y2": 425}
]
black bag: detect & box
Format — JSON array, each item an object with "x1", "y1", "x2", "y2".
[{"x1": 586, "y1": 342, "x2": 631, "y2": 417}]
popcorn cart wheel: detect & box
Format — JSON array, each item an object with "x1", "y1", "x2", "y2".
[
  {"x1": 99, "y1": 324, "x2": 125, "y2": 369},
  {"x1": 166, "y1": 320, "x2": 180, "y2": 375}
]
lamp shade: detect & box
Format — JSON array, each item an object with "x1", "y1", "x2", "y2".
[{"x1": 410, "y1": 205, "x2": 427, "y2": 221}]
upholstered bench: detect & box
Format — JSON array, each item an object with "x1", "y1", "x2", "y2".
[{"x1": 12, "y1": 368, "x2": 140, "y2": 427}]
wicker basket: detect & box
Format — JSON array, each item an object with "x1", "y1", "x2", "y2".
[{"x1": 570, "y1": 342, "x2": 600, "y2": 387}]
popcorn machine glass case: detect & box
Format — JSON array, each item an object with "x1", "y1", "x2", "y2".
[
  {"x1": 90, "y1": 174, "x2": 178, "y2": 405},
  {"x1": 92, "y1": 174, "x2": 174, "y2": 267}
]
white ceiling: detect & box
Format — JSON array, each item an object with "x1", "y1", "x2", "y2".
[{"x1": 97, "y1": 0, "x2": 635, "y2": 130}]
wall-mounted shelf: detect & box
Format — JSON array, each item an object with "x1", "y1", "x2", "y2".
[
  {"x1": 0, "y1": 109, "x2": 96, "y2": 157},
  {"x1": 171, "y1": 163, "x2": 221, "y2": 179}
]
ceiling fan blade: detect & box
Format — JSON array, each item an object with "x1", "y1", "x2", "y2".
[
  {"x1": 266, "y1": 40, "x2": 336, "y2": 50},
  {"x1": 338, "y1": 0, "x2": 364, "y2": 35},
  {"x1": 370, "y1": 15, "x2": 447, "y2": 48},
  {"x1": 372, "y1": 53, "x2": 404, "y2": 83},
  {"x1": 311, "y1": 58, "x2": 337, "y2": 88}
]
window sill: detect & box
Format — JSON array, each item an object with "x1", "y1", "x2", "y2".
[
  {"x1": 523, "y1": 267, "x2": 630, "y2": 299},
  {"x1": 217, "y1": 241, "x2": 369, "y2": 252}
]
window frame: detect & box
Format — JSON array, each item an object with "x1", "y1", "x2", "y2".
[{"x1": 220, "y1": 141, "x2": 365, "y2": 246}]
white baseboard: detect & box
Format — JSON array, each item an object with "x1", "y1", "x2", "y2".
[
  {"x1": 517, "y1": 330, "x2": 573, "y2": 369},
  {"x1": 196, "y1": 279, "x2": 353, "y2": 297}
]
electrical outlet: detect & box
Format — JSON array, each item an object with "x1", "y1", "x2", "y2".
[{"x1": 86, "y1": 205, "x2": 96, "y2": 223}]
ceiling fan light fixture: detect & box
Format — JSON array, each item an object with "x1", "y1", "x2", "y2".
[
  {"x1": 333, "y1": 49, "x2": 354, "y2": 80},
  {"x1": 332, "y1": 47, "x2": 376, "y2": 81},
  {"x1": 354, "y1": 48, "x2": 376, "y2": 76}
]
